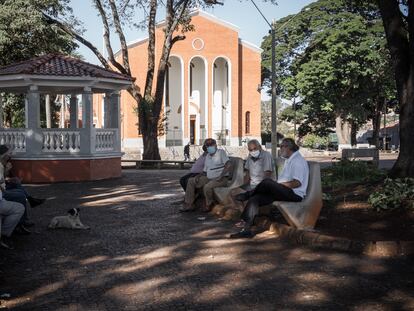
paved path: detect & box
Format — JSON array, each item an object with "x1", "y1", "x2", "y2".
[{"x1": 1, "y1": 170, "x2": 413, "y2": 310}]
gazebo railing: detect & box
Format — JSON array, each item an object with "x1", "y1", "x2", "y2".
[
  {"x1": 0, "y1": 129, "x2": 26, "y2": 152},
  {"x1": 0, "y1": 128, "x2": 120, "y2": 156},
  {"x1": 42, "y1": 129, "x2": 81, "y2": 153},
  {"x1": 95, "y1": 129, "x2": 118, "y2": 152}
]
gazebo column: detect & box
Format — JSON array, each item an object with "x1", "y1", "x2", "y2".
[
  {"x1": 25, "y1": 85, "x2": 42, "y2": 155},
  {"x1": 0, "y1": 93, "x2": 3, "y2": 128},
  {"x1": 80, "y1": 87, "x2": 95, "y2": 154},
  {"x1": 104, "y1": 93, "x2": 111, "y2": 128},
  {"x1": 108, "y1": 92, "x2": 121, "y2": 151},
  {"x1": 70, "y1": 94, "x2": 78, "y2": 128}
]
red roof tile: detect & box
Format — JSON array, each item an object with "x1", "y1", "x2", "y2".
[{"x1": 0, "y1": 54, "x2": 133, "y2": 81}]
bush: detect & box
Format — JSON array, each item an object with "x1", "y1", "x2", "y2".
[
  {"x1": 322, "y1": 159, "x2": 386, "y2": 188},
  {"x1": 368, "y1": 178, "x2": 414, "y2": 211},
  {"x1": 302, "y1": 134, "x2": 329, "y2": 149}
]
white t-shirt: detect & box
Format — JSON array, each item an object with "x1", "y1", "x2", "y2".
[
  {"x1": 244, "y1": 150, "x2": 274, "y2": 189},
  {"x1": 277, "y1": 151, "x2": 309, "y2": 198},
  {"x1": 204, "y1": 149, "x2": 229, "y2": 180}
]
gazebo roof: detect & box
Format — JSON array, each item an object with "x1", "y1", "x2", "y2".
[{"x1": 0, "y1": 54, "x2": 134, "y2": 94}]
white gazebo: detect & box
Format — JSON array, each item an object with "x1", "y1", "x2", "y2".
[{"x1": 0, "y1": 54, "x2": 133, "y2": 182}]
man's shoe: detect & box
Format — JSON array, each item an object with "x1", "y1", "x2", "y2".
[
  {"x1": 0, "y1": 236, "x2": 15, "y2": 249},
  {"x1": 179, "y1": 203, "x2": 195, "y2": 212},
  {"x1": 229, "y1": 229, "x2": 255, "y2": 239},
  {"x1": 28, "y1": 196, "x2": 46, "y2": 208},
  {"x1": 234, "y1": 191, "x2": 252, "y2": 202},
  {"x1": 14, "y1": 225, "x2": 31, "y2": 235}
]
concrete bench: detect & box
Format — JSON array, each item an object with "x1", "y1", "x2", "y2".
[
  {"x1": 213, "y1": 157, "x2": 245, "y2": 205},
  {"x1": 341, "y1": 148, "x2": 379, "y2": 167},
  {"x1": 122, "y1": 159, "x2": 194, "y2": 169},
  {"x1": 272, "y1": 161, "x2": 323, "y2": 230}
]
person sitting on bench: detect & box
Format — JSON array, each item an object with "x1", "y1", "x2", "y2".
[
  {"x1": 230, "y1": 139, "x2": 274, "y2": 212},
  {"x1": 230, "y1": 138, "x2": 309, "y2": 239},
  {"x1": 180, "y1": 138, "x2": 231, "y2": 212},
  {"x1": 179, "y1": 142, "x2": 208, "y2": 192}
]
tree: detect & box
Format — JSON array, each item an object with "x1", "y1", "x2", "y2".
[
  {"x1": 373, "y1": 0, "x2": 414, "y2": 177},
  {"x1": 261, "y1": 0, "x2": 395, "y2": 146},
  {"x1": 0, "y1": 0, "x2": 78, "y2": 127},
  {"x1": 43, "y1": 0, "x2": 233, "y2": 160}
]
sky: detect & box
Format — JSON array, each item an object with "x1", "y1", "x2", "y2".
[{"x1": 70, "y1": 0, "x2": 316, "y2": 64}]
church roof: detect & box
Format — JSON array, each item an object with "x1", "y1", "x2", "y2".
[{"x1": 0, "y1": 54, "x2": 133, "y2": 81}]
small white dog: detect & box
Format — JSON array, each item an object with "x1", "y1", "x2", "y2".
[{"x1": 48, "y1": 208, "x2": 90, "y2": 230}]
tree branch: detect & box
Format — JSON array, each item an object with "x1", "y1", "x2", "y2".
[
  {"x1": 92, "y1": 0, "x2": 127, "y2": 75},
  {"x1": 42, "y1": 12, "x2": 110, "y2": 70},
  {"x1": 108, "y1": 0, "x2": 131, "y2": 75}
]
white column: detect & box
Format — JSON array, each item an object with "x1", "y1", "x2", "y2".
[
  {"x1": 108, "y1": 92, "x2": 120, "y2": 129},
  {"x1": 25, "y1": 85, "x2": 42, "y2": 155},
  {"x1": 80, "y1": 87, "x2": 95, "y2": 154},
  {"x1": 45, "y1": 94, "x2": 51, "y2": 128},
  {"x1": 69, "y1": 95, "x2": 78, "y2": 128},
  {"x1": 0, "y1": 93, "x2": 3, "y2": 128},
  {"x1": 104, "y1": 93, "x2": 111, "y2": 128}
]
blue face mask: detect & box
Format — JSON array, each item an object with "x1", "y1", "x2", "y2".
[{"x1": 207, "y1": 146, "x2": 216, "y2": 154}]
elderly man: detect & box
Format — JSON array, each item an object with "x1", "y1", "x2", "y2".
[
  {"x1": 179, "y1": 143, "x2": 208, "y2": 191},
  {"x1": 230, "y1": 138, "x2": 309, "y2": 238},
  {"x1": 180, "y1": 138, "x2": 231, "y2": 212}
]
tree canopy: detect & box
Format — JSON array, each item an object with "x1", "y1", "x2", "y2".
[{"x1": 261, "y1": 0, "x2": 395, "y2": 144}]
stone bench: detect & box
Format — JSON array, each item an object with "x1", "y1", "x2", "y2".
[
  {"x1": 213, "y1": 157, "x2": 245, "y2": 205},
  {"x1": 341, "y1": 148, "x2": 379, "y2": 167},
  {"x1": 122, "y1": 159, "x2": 195, "y2": 169},
  {"x1": 272, "y1": 161, "x2": 323, "y2": 230}
]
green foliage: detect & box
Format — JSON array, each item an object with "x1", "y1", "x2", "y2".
[
  {"x1": 261, "y1": 0, "x2": 395, "y2": 137},
  {"x1": 322, "y1": 159, "x2": 386, "y2": 188},
  {"x1": 302, "y1": 134, "x2": 329, "y2": 149},
  {"x1": 368, "y1": 178, "x2": 414, "y2": 211}
]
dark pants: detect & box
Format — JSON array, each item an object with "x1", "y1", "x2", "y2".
[
  {"x1": 179, "y1": 173, "x2": 199, "y2": 191},
  {"x1": 241, "y1": 179, "x2": 302, "y2": 227}
]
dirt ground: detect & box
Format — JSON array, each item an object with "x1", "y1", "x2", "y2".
[
  {"x1": 318, "y1": 182, "x2": 414, "y2": 241},
  {"x1": 1, "y1": 169, "x2": 413, "y2": 311}
]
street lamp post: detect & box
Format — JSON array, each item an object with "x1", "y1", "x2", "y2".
[{"x1": 249, "y1": 0, "x2": 278, "y2": 176}]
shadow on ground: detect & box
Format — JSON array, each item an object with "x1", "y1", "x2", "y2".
[{"x1": 1, "y1": 170, "x2": 413, "y2": 310}]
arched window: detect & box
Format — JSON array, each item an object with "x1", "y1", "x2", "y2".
[{"x1": 245, "y1": 111, "x2": 250, "y2": 134}]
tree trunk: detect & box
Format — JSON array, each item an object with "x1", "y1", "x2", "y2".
[
  {"x1": 378, "y1": 0, "x2": 414, "y2": 177},
  {"x1": 371, "y1": 97, "x2": 383, "y2": 148},
  {"x1": 350, "y1": 121, "x2": 358, "y2": 146},
  {"x1": 335, "y1": 116, "x2": 351, "y2": 144}
]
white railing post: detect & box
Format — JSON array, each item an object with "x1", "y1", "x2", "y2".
[{"x1": 0, "y1": 93, "x2": 3, "y2": 129}]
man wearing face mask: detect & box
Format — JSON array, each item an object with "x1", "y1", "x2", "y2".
[
  {"x1": 230, "y1": 140, "x2": 274, "y2": 218},
  {"x1": 180, "y1": 138, "x2": 231, "y2": 212},
  {"x1": 230, "y1": 138, "x2": 309, "y2": 238}
]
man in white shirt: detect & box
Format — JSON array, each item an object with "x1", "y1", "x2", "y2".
[
  {"x1": 180, "y1": 138, "x2": 231, "y2": 212},
  {"x1": 230, "y1": 138, "x2": 309, "y2": 238}
]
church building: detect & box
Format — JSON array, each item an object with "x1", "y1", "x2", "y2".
[{"x1": 94, "y1": 9, "x2": 262, "y2": 148}]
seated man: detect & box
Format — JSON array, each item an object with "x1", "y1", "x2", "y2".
[
  {"x1": 179, "y1": 143, "x2": 208, "y2": 192},
  {"x1": 0, "y1": 198, "x2": 25, "y2": 249},
  {"x1": 230, "y1": 138, "x2": 309, "y2": 238},
  {"x1": 180, "y1": 138, "x2": 231, "y2": 212}
]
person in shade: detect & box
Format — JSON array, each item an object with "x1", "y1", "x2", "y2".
[
  {"x1": 179, "y1": 143, "x2": 208, "y2": 192},
  {"x1": 184, "y1": 142, "x2": 191, "y2": 161},
  {"x1": 230, "y1": 138, "x2": 309, "y2": 238},
  {"x1": 180, "y1": 138, "x2": 231, "y2": 212}
]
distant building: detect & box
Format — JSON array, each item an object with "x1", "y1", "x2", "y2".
[{"x1": 93, "y1": 9, "x2": 262, "y2": 149}]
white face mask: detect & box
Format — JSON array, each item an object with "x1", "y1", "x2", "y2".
[{"x1": 249, "y1": 150, "x2": 260, "y2": 158}]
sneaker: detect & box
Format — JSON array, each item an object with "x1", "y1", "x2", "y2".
[
  {"x1": 179, "y1": 203, "x2": 195, "y2": 212},
  {"x1": 229, "y1": 229, "x2": 255, "y2": 239},
  {"x1": 0, "y1": 236, "x2": 15, "y2": 249},
  {"x1": 28, "y1": 197, "x2": 46, "y2": 208}
]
